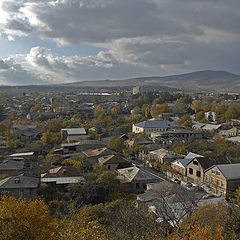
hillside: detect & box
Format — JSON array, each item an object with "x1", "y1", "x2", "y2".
[
  {"x1": 1, "y1": 70, "x2": 240, "y2": 92},
  {"x1": 59, "y1": 70, "x2": 240, "y2": 92}
]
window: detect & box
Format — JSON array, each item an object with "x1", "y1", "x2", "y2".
[
  {"x1": 193, "y1": 160, "x2": 198, "y2": 166},
  {"x1": 189, "y1": 168, "x2": 193, "y2": 175},
  {"x1": 216, "y1": 189, "x2": 219, "y2": 194},
  {"x1": 216, "y1": 171, "x2": 220, "y2": 176},
  {"x1": 205, "y1": 175, "x2": 209, "y2": 182},
  {"x1": 211, "y1": 177, "x2": 214, "y2": 184},
  {"x1": 221, "y1": 181, "x2": 224, "y2": 187},
  {"x1": 108, "y1": 165, "x2": 111, "y2": 170},
  {"x1": 136, "y1": 183, "x2": 140, "y2": 189},
  {"x1": 217, "y1": 180, "x2": 220, "y2": 186},
  {"x1": 196, "y1": 171, "x2": 201, "y2": 177},
  {"x1": 212, "y1": 170, "x2": 215, "y2": 174}
]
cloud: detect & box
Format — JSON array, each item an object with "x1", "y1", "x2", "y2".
[
  {"x1": 0, "y1": 0, "x2": 240, "y2": 85},
  {"x1": 0, "y1": 60, "x2": 9, "y2": 69},
  {"x1": 0, "y1": 58, "x2": 44, "y2": 85},
  {"x1": 25, "y1": 46, "x2": 154, "y2": 82}
]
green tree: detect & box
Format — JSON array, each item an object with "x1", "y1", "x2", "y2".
[{"x1": 109, "y1": 137, "x2": 125, "y2": 153}]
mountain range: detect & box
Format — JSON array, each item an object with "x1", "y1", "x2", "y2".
[{"x1": 1, "y1": 70, "x2": 240, "y2": 92}]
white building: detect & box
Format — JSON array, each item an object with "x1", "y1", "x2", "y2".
[{"x1": 132, "y1": 118, "x2": 180, "y2": 137}]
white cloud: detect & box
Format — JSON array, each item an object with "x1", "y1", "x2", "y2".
[
  {"x1": 0, "y1": 0, "x2": 239, "y2": 85},
  {"x1": 0, "y1": 57, "x2": 43, "y2": 85}
]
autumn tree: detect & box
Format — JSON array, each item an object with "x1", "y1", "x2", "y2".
[
  {"x1": 0, "y1": 196, "x2": 59, "y2": 240},
  {"x1": 5, "y1": 138, "x2": 21, "y2": 149},
  {"x1": 94, "y1": 106, "x2": 105, "y2": 118},
  {"x1": 177, "y1": 115, "x2": 192, "y2": 128},
  {"x1": 151, "y1": 103, "x2": 170, "y2": 118},
  {"x1": 30, "y1": 102, "x2": 43, "y2": 113},
  {"x1": 191, "y1": 100, "x2": 202, "y2": 113},
  {"x1": 111, "y1": 104, "x2": 121, "y2": 116}
]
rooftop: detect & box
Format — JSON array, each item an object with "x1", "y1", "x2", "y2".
[
  {"x1": 41, "y1": 176, "x2": 85, "y2": 184},
  {"x1": 61, "y1": 128, "x2": 86, "y2": 135},
  {"x1": 216, "y1": 164, "x2": 240, "y2": 180},
  {"x1": 0, "y1": 175, "x2": 39, "y2": 189},
  {"x1": 134, "y1": 118, "x2": 179, "y2": 129},
  {"x1": 9, "y1": 152, "x2": 35, "y2": 157}
]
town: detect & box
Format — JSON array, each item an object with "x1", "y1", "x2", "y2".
[{"x1": 1, "y1": 86, "x2": 240, "y2": 239}]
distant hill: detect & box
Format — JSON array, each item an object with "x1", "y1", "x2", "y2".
[
  {"x1": 59, "y1": 70, "x2": 240, "y2": 92},
  {"x1": 1, "y1": 70, "x2": 240, "y2": 92}
]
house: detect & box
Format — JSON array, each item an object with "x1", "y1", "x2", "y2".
[
  {"x1": 98, "y1": 154, "x2": 132, "y2": 171},
  {"x1": 9, "y1": 152, "x2": 35, "y2": 161},
  {"x1": 27, "y1": 112, "x2": 58, "y2": 121},
  {"x1": 219, "y1": 127, "x2": 239, "y2": 137},
  {"x1": 125, "y1": 138, "x2": 152, "y2": 148},
  {"x1": 137, "y1": 181, "x2": 223, "y2": 226},
  {"x1": 41, "y1": 166, "x2": 83, "y2": 178},
  {"x1": 192, "y1": 121, "x2": 205, "y2": 130},
  {"x1": 82, "y1": 147, "x2": 114, "y2": 164},
  {"x1": 61, "y1": 128, "x2": 87, "y2": 142},
  {"x1": 186, "y1": 156, "x2": 231, "y2": 185},
  {"x1": 41, "y1": 166, "x2": 85, "y2": 187},
  {"x1": 139, "y1": 143, "x2": 163, "y2": 162},
  {"x1": 62, "y1": 140, "x2": 107, "y2": 154},
  {"x1": 149, "y1": 148, "x2": 183, "y2": 164},
  {"x1": 204, "y1": 164, "x2": 240, "y2": 198},
  {"x1": 202, "y1": 124, "x2": 222, "y2": 131},
  {"x1": 0, "y1": 159, "x2": 24, "y2": 176},
  {"x1": 205, "y1": 112, "x2": 216, "y2": 122},
  {"x1": 171, "y1": 152, "x2": 204, "y2": 180},
  {"x1": 151, "y1": 129, "x2": 203, "y2": 143},
  {"x1": 226, "y1": 136, "x2": 240, "y2": 144},
  {"x1": 132, "y1": 118, "x2": 180, "y2": 137},
  {"x1": 12, "y1": 125, "x2": 41, "y2": 141},
  {"x1": 117, "y1": 166, "x2": 160, "y2": 194},
  {"x1": 0, "y1": 175, "x2": 39, "y2": 198},
  {"x1": 41, "y1": 176, "x2": 85, "y2": 186}
]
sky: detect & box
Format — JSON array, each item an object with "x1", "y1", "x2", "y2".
[{"x1": 0, "y1": 0, "x2": 239, "y2": 85}]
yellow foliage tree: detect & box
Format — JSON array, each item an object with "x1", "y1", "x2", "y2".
[
  {"x1": 0, "y1": 196, "x2": 59, "y2": 240},
  {"x1": 150, "y1": 104, "x2": 170, "y2": 118},
  {"x1": 60, "y1": 215, "x2": 107, "y2": 240},
  {"x1": 168, "y1": 224, "x2": 224, "y2": 240}
]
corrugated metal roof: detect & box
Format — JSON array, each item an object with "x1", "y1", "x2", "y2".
[
  {"x1": 217, "y1": 164, "x2": 240, "y2": 180},
  {"x1": 62, "y1": 128, "x2": 86, "y2": 135},
  {"x1": 0, "y1": 176, "x2": 39, "y2": 189},
  {"x1": 0, "y1": 160, "x2": 24, "y2": 170},
  {"x1": 9, "y1": 152, "x2": 34, "y2": 157},
  {"x1": 134, "y1": 118, "x2": 179, "y2": 128},
  {"x1": 202, "y1": 124, "x2": 222, "y2": 130},
  {"x1": 41, "y1": 176, "x2": 85, "y2": 184}
]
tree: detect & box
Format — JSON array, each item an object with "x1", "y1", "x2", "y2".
[
  {"x1": 94, "y1": 106, "x2": 105, "y2": 118},
  {"x1": 150, "y1": 104, "x2": 170, "y2": 118},
  {"x1": 5, "y1": 138, "x2": 20, "y2": 149},
  {"x1": 109, "y1": 137, "x2": 125, "y2": 153},
  {"x1": 191, "y1": 100, "x2": 202, "y2": 113},
  {"x1": 152, "y1": 97, "x2": 164, "y2": 105},
  {"x1": 177, "y1": 115, "x2": 192, "y2": 128},
  {"x1": 168, "y1": 224, "x2": 224, "y2": 240},
  {"x1": 30, "y1": 102, "x2": 43, "y2": 112},
  {"x1": 0, "y1": 196, "x2": 59, "y2": 240},
  {"x1": 45, "y1": 153, "x2": 64, "y2": 165},
  {"x1": 111, "y1": 104, "x2": 120, "y2": 116},
  {"x1": 0, "y1": 106, "x2": 5, "y2": 121}
]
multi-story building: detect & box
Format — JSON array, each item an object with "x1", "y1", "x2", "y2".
[{"x1": 132, "y1": 118, "x2": 180, "y2": 137}]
